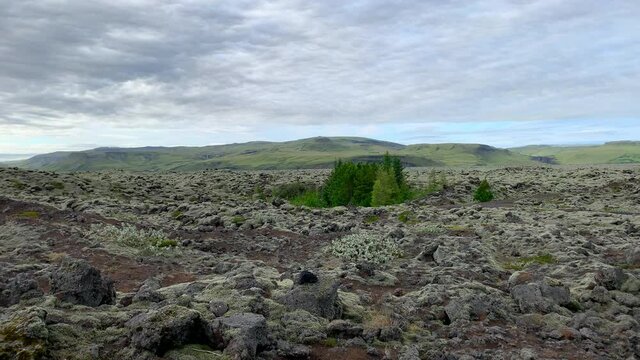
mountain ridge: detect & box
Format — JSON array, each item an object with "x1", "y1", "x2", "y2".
[{"x1": 3, "y1": 136, "x2": 640, "y2": 171}]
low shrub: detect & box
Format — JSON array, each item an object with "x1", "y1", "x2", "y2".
[
  {"x1": 504, "y1": 253, "x2": 556, "y2": 270},
  {"x1": 397, "y1": 211, "x2": 417, "y2": 224},
  {"x1": 87, "y1": 224, "x2": 178, "y2": 255},
  {"x1": 289, "y1": 190, "x2": 326, "y2": 208},
  {"x1": 474, "y1": 179, "x2": 494, "y2": 202},
  {"x1": 330, "y1": 232, "x2": 402, "y2": 265}
]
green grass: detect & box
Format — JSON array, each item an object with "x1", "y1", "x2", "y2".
[
  {"x1": 17, "y1": 211, "x2": 40, "y2": 219},
  {"x1": 231, "y1": 215, "x2": 246, "y2": 225},
  {"x1": 9, "y1": 179, "x2": 26, "y2": 190},
  {"x1": 511, "y1": 141, "x2": 640, "y2": 164},
  {"x1": 289, "y1": 190, "x2": 326, "y2": 208},
  {"x1": 398, "y1": 211, "x2": 417, "y2": 224},
  {"x1": 364, "y1": 214, "x2": 380, "y2": 224},
  {"x1": 504, "y1": 253, "x2": 557, "y2": 270},
  {"x1": 14, "y1": 137, "x2": 549, "y2": 172}
]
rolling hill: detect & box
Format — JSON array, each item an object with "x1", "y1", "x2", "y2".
[
  {"x1": 4, "y1": 137, "x2": 544, "y2": 171},
  {"x1": 510, "y1": 141, "x2": 640, "y2": 165}
]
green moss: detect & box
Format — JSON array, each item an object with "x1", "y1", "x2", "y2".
[
  {"x1": 155, "y1": 239, "x2": 178, "y2": 248},
  {"x1": 364, "y1": 215, "x2": 380, "y2": 224},
  {"x1": 398, "y1": 211, "x2": 417, "y2": 224},
  {"x1": 504, "y1": 253, "x2": 557, "y2": 270},
  {"x1": 231, "y1": 215, "x2": 246, "y2": 225},
  {"x1": 322, "y1": 337, "x2": 338, "y2": 347},
  {"x1": 49, "y1": 181, "x2": 65, "y2": 190},
  {"x1": 17, "y1": 211, "x2": 40, "y2": 219},
  {"x1": 10, "y1": 179, "x2": 26, "y2": 190}
]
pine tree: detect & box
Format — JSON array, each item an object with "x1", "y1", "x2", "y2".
[{"x1": 371, "y1": 169, "x2": 401, "y2": 206}]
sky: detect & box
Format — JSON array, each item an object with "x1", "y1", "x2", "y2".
[{"x1": 1, "y1": 0, "x2": 640, "y2": 155}]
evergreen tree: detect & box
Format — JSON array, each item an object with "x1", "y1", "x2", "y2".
[
  {"x1": 474, "y1": 179, "x2": 494, "y2": 202},
  {"x1": 371, "y1": 169, "x2": 401, "y2": 206}
]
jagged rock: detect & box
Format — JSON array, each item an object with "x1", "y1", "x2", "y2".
[
  {"x1": 399, "y1": 345, "x2": 420, "y2": 360},
  {"x1": 209, "y1": 300, "x2": 230, "y2": 317},
  {"x1": 278, "y1": 278, "x2": 342, "y2": 319},
  {"x1": 0, "y1": 307, "x2": 48, "y2": 359},
  {"x1": 0, "y1": 272, "x2": 43, "y2": 307},
  {"x1": 215, "y1": 313, "x2": 269, "y2": 360},
  {"x1": 444, "y1": 293, "x2": 511, "y2": 322},
  {"x1": 132, "y1": 277, "x2": 165, "y2": 303},
  {"x1": 594, "y1": 267, "x2": 628, "y2": 291},
  {"x1": 276, "y1": 340, "x2": 310, "y2": 359},
  {"x1": 280, "y1": 310, "x2": 328, "y2": 344},
  {"x1": 326, "y1": 320, "x2": 363, "y2": 338},
  {"x1": 511, "y1": 279, "x2": 571, "y2": 314},
  {"x1": 126, "y1": 305, "x2": 205, "y2": 355},
  {"x1": 50, "y1": 258, "x2": 115, "y2": 307}
]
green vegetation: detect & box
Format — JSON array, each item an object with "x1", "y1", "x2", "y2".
[
  {"x1": 322, "y1": 337, "x2": 338, "y2": 347},
  {"x1": 511, "y1": 141, "x2": 640, "y2": 164},
  {"x1": 473, "y1": 179, "x2": 494, "y2": 202},
  {"x1": 17, "y1": 211, "x2": 40, "y2": 219},
  {"x1": 49, "y1": 181, "x2": 65, "y2": 190},
  {"x1": 231, "y1": 215, "x2": 246, "y2": 226},
  {"x1": 397, "y1": 211, "x2": 417, "y2": 224},
  {"x1": 171, "y1": 210, "x2": 184, "y2": 220},
  {"x1": 274, "y1": 153, "x2": 413, "y2": 208},
  {"x1": 364, "y1": 214, "x2": 380, "y2": 224},
  {"x1": 9, "y1": 179, "x2": 26, "y2": 190},
  {"x1": 12, "y1": 137, "x2": 549, "y2": 172},
  {"x1": 504, "y1": 253, "x2": 556, "y2": 270},
  {"x1": 87, "y1": 224, "x2": 179, "y2": 255}
]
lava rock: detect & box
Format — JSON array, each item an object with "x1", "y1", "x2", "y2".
[
  {"x1": 294, "y1": 271, "x2": 319, "y2": 285},
  {"x1": 594, "y1": 267, "x2": 628, "y2": 291},
  {"x1": 50, "y1": 258, "x2": 115, "y2": 307},
  {"x1": 278, "y1": 278, "x2": 342, "y2": 319}
]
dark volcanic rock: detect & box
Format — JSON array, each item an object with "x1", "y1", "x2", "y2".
[
  {"x1": 126, "y1": 305, "x2": 205, "y2": 355},
  {"x1": 594, "y1": 267, "x2": 628, "y2": 290},
  {"x1": 215, "y1": 313, "x2": 270, "y2": 360},
  {"x1": 278, "y1": 278, "x2": 342, "y2": 319},
  {"x1": 294, "y1": 270, "x2": 318, "y2": 285},
  {"x1": 0, "y1": 272, "x2": 43, "y2": 307},
  {"x1": 50, "y1": 258, "x2": 115, "y2": 307}
]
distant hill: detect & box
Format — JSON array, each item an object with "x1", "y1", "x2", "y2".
[
  {"x1": 510, "y1": 141, "x2": 640, "y2": 165},
  {"x1": 3, "y1": 137, "x2": 546, "y2": 171}
]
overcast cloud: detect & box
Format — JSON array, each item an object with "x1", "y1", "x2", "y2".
[{"x1": 1, "y1": 0, "x2": 639, "y2": 153}]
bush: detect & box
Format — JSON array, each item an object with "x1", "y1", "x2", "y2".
[
  {"x1": 87, "y1": 224, "x2": 178, "y2": 255},
  {"x1": 473, "y1": 179, "x2": 494, "y2": 202},
  {"x1": 330, "y1": 232, "x2": 402, "y2": 265},
  {"x1": 289, "y1": 190, "x2": 326, "y2": 207}
]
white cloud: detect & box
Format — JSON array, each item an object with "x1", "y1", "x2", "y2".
[{"x1": 0, "y1": 0, "x2": 639, "y2": 152}]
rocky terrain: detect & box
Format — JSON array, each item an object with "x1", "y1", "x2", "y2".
[{"x1": 1, "y1": 165, "x2": 639, "y2": 359}]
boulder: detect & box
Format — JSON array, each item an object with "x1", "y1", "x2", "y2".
[
  {"x1": 326, "y1": 320, "x2": 363, "y2": 338},
  {"x1": 0, "y1": 272, "x2": 43, "y2": 307},
  {"x1": 594, "y1": 267, "x2": 628, "y2": 291},
  {"x1": 50, "y1": 258, "x2": 115, "y2": 307},
  {"x1": 215, "y1": 313, "x2": 269, "y2": 360},
  {"x1": 127, "y1": 305, "x2": 205, "y2": 355},
  {"x1": 278, "y1": 278, "x2": 342, "y2": 319},
  {"x1": 445, "y1": 293, "x2": 510, "y2": 323},
  {"x1": 510, "y1": 277, "x2": 571, "y2": 314},
  {"x1": 132, "y1": 277, "x2": 165, "y2": 303}
]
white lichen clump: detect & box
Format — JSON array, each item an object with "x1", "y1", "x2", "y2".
[
  {"x1": 330, "y1": 232, "x2": 402, "y2": 265},
  {"x1": 87, "y1": 224, "x2": 178, "y2": 255}
]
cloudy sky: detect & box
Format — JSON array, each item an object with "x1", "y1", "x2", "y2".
[{"x1": 1, "y1": 0, "x2": 639, "y2": 155}]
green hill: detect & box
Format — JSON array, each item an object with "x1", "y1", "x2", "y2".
[
  {"x1": 510, "y1": 141, "x2": 640, "y2": 165},
  {"x1": 4, "y1": 137, "x2": 545, "y2": 171}
]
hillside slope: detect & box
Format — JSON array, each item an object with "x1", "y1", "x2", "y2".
[
  {"x1": 5, "y1": 137, "x2": 542, "y2": 171},
  {"x1": 511, "y1": 141, "x2": 640, "y2": 165}
]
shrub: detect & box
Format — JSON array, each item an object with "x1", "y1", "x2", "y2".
[
  {"x1": 272, "y1": 182, "x2": 313, "y2": 200},
  {"x1": 231, "y1": 215, "x2": 246, "y2": 226},
  {"x1": 473, "y1": 179, "x2": 494, "y2": 202},
  {"x1": 290, "y1": 190, "x2": 326, "y2": 208},
  {"x1": 87, "y1": 224, "x2": 178, "y2": 255},
  {"x1": 330, "y1": 232, "x2": 402, "y2": 265},
  {"x1": 364, "y1": 215, "x2": 380, "y2": 224},
  {"x1": 397, "y1": 211, "x2": 417, "y2": 224}
]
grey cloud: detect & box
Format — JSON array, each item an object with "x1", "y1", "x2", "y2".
[{"x1": 0, "y1": 0, "x2": 639, "y2": 132}]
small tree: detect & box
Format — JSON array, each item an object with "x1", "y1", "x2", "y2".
[
  {"x1": 371, "y1": 169, "x2": 401, "y2": 206},
  {"x1": 474, "y1": 179, "x2": 494, "y2": 202}
]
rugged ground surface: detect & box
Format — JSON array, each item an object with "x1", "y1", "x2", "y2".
[{"x1": 1, "y1": 165, "x2": 639, "y2": 359}]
